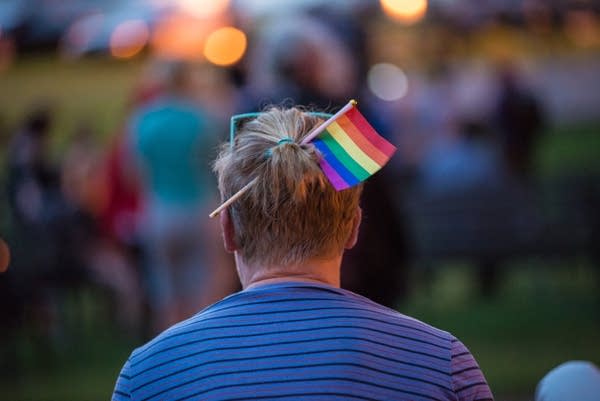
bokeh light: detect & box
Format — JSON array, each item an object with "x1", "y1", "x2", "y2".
[
  {"x1": 380, "y1": 0, "x2": 427, "y2": 25},
  {"x1": 110, "y1": 19, "x2": 149, "y2": 59},
  {"x1": 152, "y1": 13, "x2": 217, "y2": 60},
  {"x1": 178, "y1": 0, "x2": 230, "y2": 19},
  {"x1": 62, "y1": 13, "x2": 105, "y2": 58},
  {"x1": 203, "y1": 27, "x2": 247, "y2": 66},
  {"x1": 0, "y1": 238, "x2": 10, "y2": 273},
  {"x1": 367, "y1": 63, "x2": 408, "y2": 101}
]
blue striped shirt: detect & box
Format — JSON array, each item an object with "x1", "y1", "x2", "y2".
[{"x1": 112, "y1": 282, "x2": 493, "y2": 401}]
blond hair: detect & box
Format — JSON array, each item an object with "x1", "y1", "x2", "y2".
[{"x1": 213, "y1": 107, "x2": 362, "y2": 267}]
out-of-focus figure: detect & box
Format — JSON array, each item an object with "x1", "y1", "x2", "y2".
[
  {"x1": 494, "y1": 63, "x2": 545, "y2": 180},
  {"x1": 239, "y1": 13, "x2": 357, "y2": 111},
  {"x1": 93, "y1": 72, "x2": 163, "y2": 337},
  {"x1": 129, "y1": 61, "x2": 217, "y2": 333},
  {"x1": 62, "y1": 121, "x2": 144, "y2": 336},
  {"x1": 535, "y1": 360, "x2": 600, "y2": 401},
  {"x1": 4, "y1": 103, "x2": 90, "y2": 340},
  {"x1": 7, "y1": 104, "x2": 59, "y2": 226}
]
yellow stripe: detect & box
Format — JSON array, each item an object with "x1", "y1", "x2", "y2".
[{"x1": 327, "y1": 121, "x2": 380, "y2": 174}]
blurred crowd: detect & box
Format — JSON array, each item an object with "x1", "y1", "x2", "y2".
[{"x1": 1, "y1": 1, "x2": 598, "y2": 351}]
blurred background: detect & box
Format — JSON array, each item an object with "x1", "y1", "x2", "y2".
[{"x1": 0, "y1": 0, "x2": 599, "y2": 400}]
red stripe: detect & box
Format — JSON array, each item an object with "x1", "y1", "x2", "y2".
[
  {"x1": 345, "y1": 107, "x2": 396, "y2": 158},
  {"x1": 336, "y1": 114, "x2": 389, "y2": 166}
]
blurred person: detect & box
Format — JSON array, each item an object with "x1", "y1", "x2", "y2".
[
  {"x1": 61, "y1": 122, "x2": 144, "y2": 335},
  {"x1": 61, "y1": 122, "x2": 106, "y2": 217},
  {"x1": 4, "y1": 103, "x2": 90, "y2": 341},
  {"x1": 494, "y1": 63, "x2": 545, "y2": 180},
  {"x1": 535, "y1": 361, "x2": 600, "y2": 401},
  {"x1": 112, "y1": 107, "x2": 493, "y2": 401},
  {"x1": 239, "y1": 14, "x2": 357, "y2": 111},
  {"x1": 4, "y1": 104, "x2": 59, "y2": 335},
  {"x1": 95, "y1": 74, "x2": 164, "y2": 336},
  {"x1": 7, "y1": 104, "x2": 58, "y2": 225},
  {"x1": 128, "y1": 60, "x2": 219, "y2": 333},
  {"x1": 98, "y1": 61, "x2": 166, "y2": 265}
]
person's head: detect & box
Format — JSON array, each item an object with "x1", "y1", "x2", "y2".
[
  {"x1": 24, "y1": 103, "x2": 52, "y2": 138},
  {"x1": 161, "y1": 60, "x2": 195, "y2": 95},
  {"x1": 535, "y1": 360, "x2": 600, "y2": 401},
  {"x1": 213, "y1": 107, "x2": 362, "y2": 273}
]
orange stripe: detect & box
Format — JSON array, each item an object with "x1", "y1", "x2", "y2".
[
  {"x1": 336, "y1": 114, "x2": 389, "y2": 166},
  {"x1": 346, "y1": 107, "x2": 396, "y2": 158}
]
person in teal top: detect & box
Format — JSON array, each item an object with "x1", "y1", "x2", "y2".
[
  {"x1": 129, "y1": 61, "x2": 217, "y2": 333},
  {"x1": 133, "y1": 97, "x2": 210, "y2": 206}
]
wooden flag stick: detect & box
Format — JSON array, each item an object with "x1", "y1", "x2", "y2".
[
  {"x1": 300, "y1": 99, "x2": 356, "y2": 145},
  {"x1": 209, "y1": 177, "x2": 258, "y2": 218}
]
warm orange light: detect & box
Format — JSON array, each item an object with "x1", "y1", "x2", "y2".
[
  {"x1": 110, "y1": 20, "x2": 149, "y2": 59},
  {"x1": 178, "y1": 0, "x2": 230, "y2": 19},
  {"x1": 152, "y1": 13, "x2": 218, "y2": 61},
  {"x1": 203, "y1": 27, "x2": 247, "y2": 66},
  {"x1": 380, "y1": 0, "x2": 427, "y2": 25}
]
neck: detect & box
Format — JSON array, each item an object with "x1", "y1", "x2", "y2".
[{"x1": 236, "y1": 253, "x2": 342, "y2": 290}]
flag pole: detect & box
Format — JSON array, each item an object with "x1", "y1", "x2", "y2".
[
  {"x1": 301, "y1": 99, "x2": 357, "y2": 145},
  {"x1": 209, "y1": 99, "x2": 357, "y2": 218},
  {"x1": 209, "y1": 177, "x2": 258, "y2": 218}
]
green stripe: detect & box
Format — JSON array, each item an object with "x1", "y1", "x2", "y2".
[{"x1": 320, "y1": 130, "x2": 370, "y2": 181}]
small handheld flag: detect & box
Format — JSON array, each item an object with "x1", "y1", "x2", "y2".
[
  {"x1": 304, "y1": 100, "x2": 396, "y2": 191},
  {"x1": 209, "y1": 100, "x2": 396, "y2": 217}
]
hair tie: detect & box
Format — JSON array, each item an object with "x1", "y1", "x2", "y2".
[{"x1": 264, "y1": 137, "x2": 294, "y2": 158}]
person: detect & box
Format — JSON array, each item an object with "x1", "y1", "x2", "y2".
[
  {"x1": 128, "y1": 61, "x2": 219, "y2": 333},
  {"x1": 535, "y1": 360, "x2": 600, "y2": 401},
  {"x1": 112, "y1": 107, "x2": 493, "y2": 401},
  {"x1": 494, "y1": 63, "x2": 545, "y2": 181}
]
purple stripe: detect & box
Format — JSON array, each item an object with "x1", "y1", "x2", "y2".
[
  {"x1": 452, "y1": 360, "x2": 478, "y2": 370},
  {"x1": 320, "y1": 158, "x2": 350, "y2": 191},
  {"x1": 455, "y1": 382, "x2": 490, "y2": 397}
]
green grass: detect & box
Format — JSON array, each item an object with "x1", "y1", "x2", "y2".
[
  {"x1": 401, "y1": 261, "x2": 600, "y2": 397},
  {"x1": 0, "y1": 289, "x2": 137, "y2": 401},
  {"x1": 537, "y1": 122, "x2": 600, "y2": 177},
  {"x1": 0, "y1": 55, "x2": 141, "y2": 158}
]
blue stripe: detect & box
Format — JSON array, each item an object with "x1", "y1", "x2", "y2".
[
  {"x1": 132, "y1": 306, "x2": 450, "y2": 365},
  {"x1": 139, "y1": 361, "x2": 452, "y2": 399},
  {"x1": 221, "y1": 393, "x2": 381, "y2": 401},
  {"x1": 164, "y1": 377, "x2": 444, "y2": 401},
  {"x1": 313, "y1": 138, "x2": 360, "y2": 186},
  {"x1": 134, "y1": 320, "x2": 449, "y2": 365},
  {"x1": 132, "y1": 327, "x2": 450, "y2": 369},
  {"x1": 135, "y1": 301, "x2": 449, "y2": 358},
  {"x1": 133, "y1": 348, "x2": 450, "y2": 391}
]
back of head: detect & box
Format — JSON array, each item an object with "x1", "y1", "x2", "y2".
[
  {"x1": 213, "y1": 107, "x2": 362, "y2": 267},
  {"x1": 535, "y1": 360, "x2": 600, "y2": 401}
]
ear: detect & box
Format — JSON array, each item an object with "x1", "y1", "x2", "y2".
[
  {"x1": 344, "y1": 207, "x2": 362, "y2": 250},
  {"x1": 220, "y1": 209, "x2": 238, "y2": 253}
]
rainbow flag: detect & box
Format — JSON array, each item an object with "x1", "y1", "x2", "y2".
[{"x1": 312, "y1": 105, "x2": 396, "y2": 190}]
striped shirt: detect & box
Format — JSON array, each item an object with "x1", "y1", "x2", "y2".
[{"x1": 112, "y1": 282, "x2": 493, "y2": 401}]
